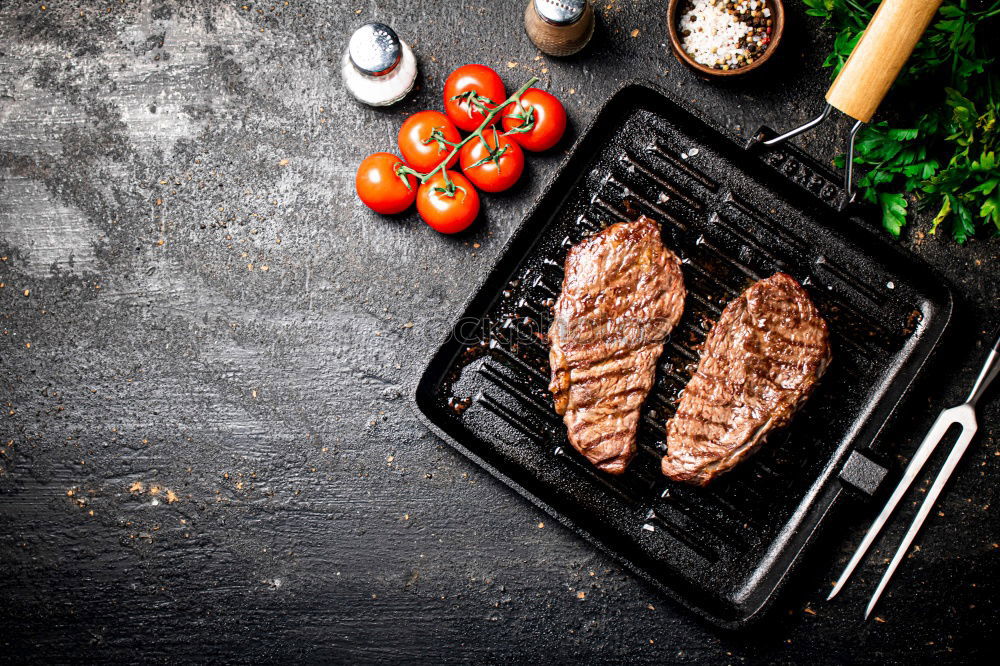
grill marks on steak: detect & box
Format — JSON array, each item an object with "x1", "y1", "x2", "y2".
[
  {"x1": 549, "y1": 217, "x2": 686, "y2": 474},
  {"x1": 662, "y1": 272, "x2": 831, "y2": 485}
]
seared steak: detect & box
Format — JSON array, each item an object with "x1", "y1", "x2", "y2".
[
  {"x1": 549, "y1": 217, "x2": 686, "y2": 474},
  {"x1": 662, "y1": 272, "x2": 831, "y2": 485}
]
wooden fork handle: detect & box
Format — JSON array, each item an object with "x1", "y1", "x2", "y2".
[{"x1": 825, "y1": 0, "x2": 945, "y2": 123}]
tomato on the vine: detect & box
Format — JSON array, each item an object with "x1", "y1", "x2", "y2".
[
  {"x1": 417, "y1": 170, "x2": 480, "y2": 234},
  {"x1": 398, "y1": 110, "x2": 461, "y2": 172},
  {"x1": 502, "y1": 88, "x2": 566, "y2": 152},
  {"x1": 355, "y1": 152, "x2": 417, "y2": 214},
  {"x1": 443, "y1": 64, "x2": 507, "y2": 132},
  {"x1": 459, "y1": 128, "x2": 525, "y2": 193}
]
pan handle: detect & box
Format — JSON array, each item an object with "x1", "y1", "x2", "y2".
[{"x1": 825, "y1": 0, "x2": 944, "y2": 123}]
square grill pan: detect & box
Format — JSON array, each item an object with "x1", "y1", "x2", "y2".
[{"x1": 412, "y1": 83, "x2": 952, "y2": 627}]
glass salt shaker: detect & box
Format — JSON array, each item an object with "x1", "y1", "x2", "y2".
[
  {"x1": 524, "y1": 0, "x2": 594, "y2": 57},
  {"x1": 341, "y1": 23, "x2": 417, "y2": 107}
]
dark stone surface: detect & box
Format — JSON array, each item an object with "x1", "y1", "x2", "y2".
[{"x1": 0, "y1": 1, "x2": 996, "y2": 662}]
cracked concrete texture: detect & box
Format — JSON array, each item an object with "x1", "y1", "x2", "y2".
[{"x1": 0, "y1": 1, "x2": 996, "y2": 662}]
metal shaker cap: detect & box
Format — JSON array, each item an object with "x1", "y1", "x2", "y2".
[
  {"x1": 349, "y1": 23, "x2": 402, "y2": 76},
  {"x1": 534, "y1": 0, "x2": 586, "y2": 26}
]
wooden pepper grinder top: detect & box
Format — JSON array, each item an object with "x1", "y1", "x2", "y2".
[{"x1": 524, "y1": 0, "x2": 594, "y2": 57}]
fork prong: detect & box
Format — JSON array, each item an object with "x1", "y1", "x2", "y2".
[
  {"x1": 865, "y1": 414, "x2": 977, "y2": 618},
  {"x1": 827, "y1": 409, "x2": 957, "y2": 601}
]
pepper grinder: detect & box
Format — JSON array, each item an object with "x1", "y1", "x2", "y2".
[
  {"x1": 341, "y1": 22, "x2": 418, "y2": 107},
  {"x1": 524, "y1": 0, "x2": 594, "y2": 57}
]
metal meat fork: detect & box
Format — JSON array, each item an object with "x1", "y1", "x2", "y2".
[{"x1": 828, "y1": 326, "x2": 1000, "y2": 618}]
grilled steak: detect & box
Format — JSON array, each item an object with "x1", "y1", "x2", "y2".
[
  {"x1": 549, "y1": 217, "x2": 686, "y2": 474},
  {"x1": 662, "y1": 272, "x2": 831, "y2": 485}
]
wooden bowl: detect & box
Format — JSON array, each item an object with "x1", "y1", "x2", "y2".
[{"x1": 667, "y1": 0, "x2": 785, "y2": 77}]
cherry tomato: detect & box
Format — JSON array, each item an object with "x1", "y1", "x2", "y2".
[
  {"x1": 398, "y1": 111, "x2": 461, "y2": 172},
  {"x1": 355, "y1": 152, "x2": 417, "y2": 214},
  {"x1": 459, "y1": 129, "x2": 525, "y2": 193},
  {"x1": 502, "y1": 88, "x2": 567, "y2": 152},
  {"x1": 443, "y1": 64, "x2": 507, "y2": 132},
  {"x1": 417, "y1": 170, "x2": 480, "y2": 234}
]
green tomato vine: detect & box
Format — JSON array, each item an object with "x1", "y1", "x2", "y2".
[{"x1": 393, "y1": 77, "x2": 539, "y2": 196}]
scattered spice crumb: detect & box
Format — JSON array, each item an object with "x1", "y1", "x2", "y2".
[
  {"x1": 577, "y1": 590, "x2": 586, "y2": 599},
  {"x1": 166, "y1": 489, "x2": 179, "y2": 504},
  {"x1": 631, "y1": 28, "x2": 640, "y2": 37},
  {"x1": 537, "y1": 522, "x2": 544, "y2": 528},
  {"x1": 279, "y1": 159, "x2": 289, "y2": 166},
  {"x1": 403, "y1": 322, "x2": 414, "y2": 328},
  {"x1": 804, "y1": 607, "x2": 816, "y2": 615},
  {"x1": 875, "y1": 616, "x2": 886, "y2": 623},
  {"x1": 507, "y1": 61, "x2": 518, "y2": 68},
  {"x1": 23, "y1": 289, "x2": 30, "y2": 297},
  {"x1": 647, "y1": 604, "x2": 655, "y2": 610},
  {"x1": 129, "y1": 481, "x2": 144, "y2": 493}
]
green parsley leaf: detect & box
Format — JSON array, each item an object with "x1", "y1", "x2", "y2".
[
  {"x1": 879, "y1": 192, "x2": 908, "y2": 237},
  {"x1": 812, "y1": 0, "x2": 1000, "y2": 241}
]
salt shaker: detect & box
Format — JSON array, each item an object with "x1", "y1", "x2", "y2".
[
  {"x1": 524, "y1": 0, "x2": 594, "y2": 57},
  {"x1": 341, "y1": 23, "x2": 417, "y2": 107}
]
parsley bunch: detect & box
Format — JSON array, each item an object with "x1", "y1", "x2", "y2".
[{"x1": 803, "y1": 0, "x2": 1000, "y2": 242}]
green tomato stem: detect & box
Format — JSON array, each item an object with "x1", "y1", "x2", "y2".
[{"x1": 396, "y1": 77, "x2": 539, "y2": 193}]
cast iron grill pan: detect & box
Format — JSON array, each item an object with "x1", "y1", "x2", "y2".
[{"x1": 413, "y1": 83, "x2": 952, "y2": 627}]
